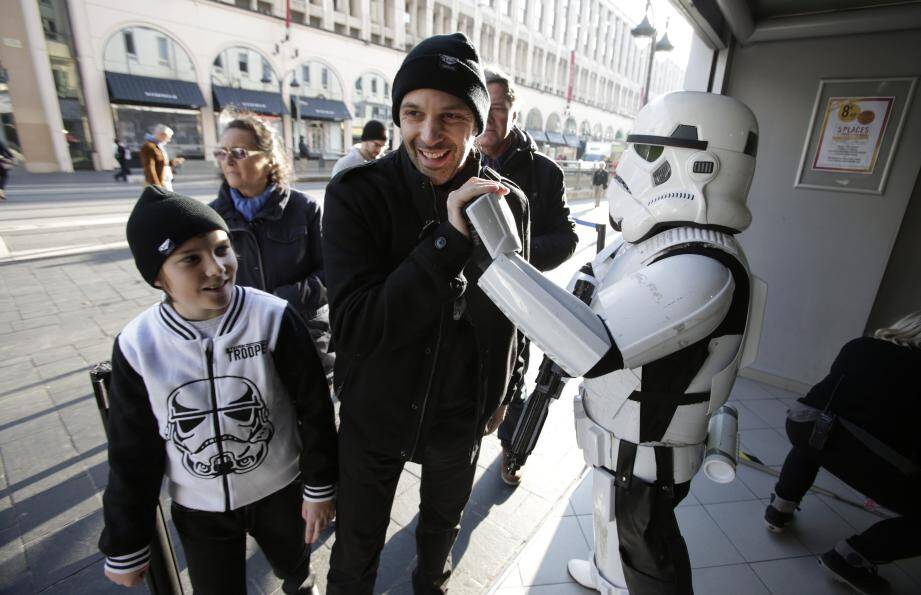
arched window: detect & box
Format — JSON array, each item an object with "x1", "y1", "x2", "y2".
[
  {"x1": 104, "y1": 26, "x2": 196, "y2": 81},
  {"x1": 295, "y1": 61, "x2": 345, "y2": 100},
  {"x1": 212, "y1": 46, "x2": 278, "y2": 92},
  {"x1": 564, "y1": 117, "x2": 577, "y2": 135},
  {"x1": 352, "y1": 71, "x2": 393, "y2": 141},
  {"x1": 525, "y1": 108, "x2": 543, "y2": 130},
  {"x1": 546, "y1": 113, "x2": 562, "y2": 133}
]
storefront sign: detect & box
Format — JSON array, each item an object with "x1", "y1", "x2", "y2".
[{"x1": 812, "y1": 97, "x2": 893, "y2": 174}]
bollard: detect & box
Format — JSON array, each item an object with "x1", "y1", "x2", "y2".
[{"x1": 90, "y1": 363, "x2": 185, "y2": 595}]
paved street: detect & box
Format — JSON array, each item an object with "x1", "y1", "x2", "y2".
[{"x1": 0, "y1": 170, "x2": 602, "y2": 594}]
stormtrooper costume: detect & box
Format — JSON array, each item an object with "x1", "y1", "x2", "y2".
[{"x1": 467, "y1": 91, "x2": 765, "y2": 594}]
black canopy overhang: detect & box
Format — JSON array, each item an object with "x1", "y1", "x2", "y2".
[
  {"x1": 105, "y1": 71, "x2": 206, "y2": 109},
  {"x1": 293, "y1": 97, "x2": 352, "y2": 121},
  {"x1": 563, "y1": 134, "x2": 582, "y2": 148},
  {"x1": 546, "y1": 131, "x2": 566, "y2": 146},
  {"x1": 526, "y1": 128, "x2": 549, "y2": 144},
  {"x1": 212, "y1": 86, "x2": 287, "y2": 116}
]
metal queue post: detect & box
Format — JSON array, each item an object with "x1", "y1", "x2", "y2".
[{"x1": 90, "y1": 362, "x2": 185, "y2": 595}]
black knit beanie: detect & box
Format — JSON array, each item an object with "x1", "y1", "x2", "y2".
[
  {"x1": 361, "y1": 120, "x2": 387, "y2": 142},
  {"x1": 127, "y1": 185, "x2": 230, "y2": 286},
  {"x1": 391, "y1": 33, "x2": 488, "y2": 135}
]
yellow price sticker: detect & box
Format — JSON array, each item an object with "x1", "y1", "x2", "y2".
[{"x1": 837, "y1": 101, "x2": 861, "y2": 122}]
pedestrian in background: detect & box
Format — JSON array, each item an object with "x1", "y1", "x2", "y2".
[
  {"x1": 113, "y1": 138, "x2": 131, "y2": 182},
  {"x1": 100, "y1": 186, "x2": 337, "y2": 594},
  {"x1": 330, "y1": 120, "x2": 389, "y2": 177},
  {"x1": 140, "y1": 124, "x2": 184, "y2": 190},
  {"x1": 476, "y1": 67, "x2": 578, "y2": 485},
  {"x1": 591, "y1": 160, "x2": 609, "y2": 207},
  {"x1": 298, "y1": 135, "x2": 309, "y2": 160},
  {"x1": 209, "y1": 113, "x2": 335, "y2": 384},
  {"x1": 765, "y1": 311, "x2": 921, "y2": 594},
  {"x1": 0, "y1": 138, "x2": 15, "y2": 200},
  {"x1": 323, "y1": 33, "x2": 529, "y2": 594}
]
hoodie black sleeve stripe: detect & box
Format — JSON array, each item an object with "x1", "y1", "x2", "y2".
[
  {"x1": 98, "y1": 336, "x2": 166, "y2": 560},
  {"x1": 273, "y1": 306, "x2": 338, "y2": 492}
]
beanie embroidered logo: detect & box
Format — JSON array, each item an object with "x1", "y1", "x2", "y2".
[
  {"x1": 439, "y1": 54, "x2": 459, "y2": 70},
  {"x1": 158, "y1": 239, "x2": 176, "y2": 255}
]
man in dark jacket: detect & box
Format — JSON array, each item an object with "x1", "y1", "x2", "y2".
[
  {"x1": 591, "y1": 161, "x2": 610, "y2": 207},
  {"x1": 323, "y1": 33, "x2": 529, "y2": 595},
  {"x1": 477, "y1": 68, "x2": 579, "y2": 485}
]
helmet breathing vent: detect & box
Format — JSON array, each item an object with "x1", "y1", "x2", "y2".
[
  {"x1": 693, "y1": 161, "x2": 715, "y2": 174},
  {"x1": 652, "y1": 161, "x2": 671, "y2": 186}
]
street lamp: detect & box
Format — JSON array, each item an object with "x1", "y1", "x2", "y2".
[{"x1": 631, "y1": 1, "x2": 673, "y2": 107}]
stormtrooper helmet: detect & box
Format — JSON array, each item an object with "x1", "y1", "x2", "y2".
[
  {"x1": 166, "y1": 377, "x2": 274, "y2": 478},
  {"x1": 608, "y1": 91, "x2": 759, "y2": 243}
]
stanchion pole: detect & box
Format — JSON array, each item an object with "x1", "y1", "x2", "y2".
[{"x1": 90, "y1": 363, "x2": 185, "y2": 595}]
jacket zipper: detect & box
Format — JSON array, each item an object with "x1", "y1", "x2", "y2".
[
  {"x1": 408, "y1": 180, "x2": 446, "y2": 460},
  {"x1": 205, "y1": 339, "x2": 231, "y2": 511}
]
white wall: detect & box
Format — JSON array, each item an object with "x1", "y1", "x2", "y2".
[{"x1": 726, "y1": 29, "x2": 921, "y2": 387}]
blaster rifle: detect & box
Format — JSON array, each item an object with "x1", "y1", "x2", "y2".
[{"x1": 506, "y1": 278, "x2": 595, "y2": 475}]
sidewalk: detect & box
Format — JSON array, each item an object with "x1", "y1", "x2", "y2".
[{"x1": 489, "y1": 377, "x2": 921, "y2": 595}]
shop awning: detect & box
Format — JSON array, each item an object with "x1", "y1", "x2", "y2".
[
  {"x1": 563, "y1": 134, "x2": 582, "y2": 148},
  {"x1": 212, "y1": 85, "x2": 286, "y2": 116},
  {"x1": 105, "y1": 71, "x2": 206, "y2": 109},
  {"x1": 525, "y1": 128, "x2": 549, "y2": 144},
  {"x1": 546, "y1": 131, "x2": 566, "y2": 146},
  {"x1": 293, "y1": 97, "x2": 352, "y2": 121}
]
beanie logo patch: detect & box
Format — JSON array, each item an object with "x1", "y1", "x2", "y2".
[
  {"x1": 158, "y1": 239, "x2": 176, "y2": 256},
  {"x1": 439, "y1": 55, "x2": 459, "y2": 70}
]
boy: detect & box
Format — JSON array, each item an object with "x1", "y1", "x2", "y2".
[{"x1": 99, "y1": 186, "x2": 337, "y2": 594}]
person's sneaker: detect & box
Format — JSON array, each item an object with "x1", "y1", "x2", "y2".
[
  {"x1": 819, "y1": 548, "x2": 890, "y2": 595},
  {"x1": 764, "y1": 493, "x2": 796, "y2": 533},
  {"x1": 500, "y1": 448, "x2": 522, "y2": 486}
]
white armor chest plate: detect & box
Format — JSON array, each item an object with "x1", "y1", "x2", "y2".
[{"x1": 581, "y1": 227, "x2": 750, "y2": 447}]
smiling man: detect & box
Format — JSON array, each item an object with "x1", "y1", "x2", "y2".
[{"x1": 322, "y1": 33, "x2": 530, "y2": 594}]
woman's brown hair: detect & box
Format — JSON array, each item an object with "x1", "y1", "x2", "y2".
[{"x1": 222, "y1": 110, "x2": 292, "y2": 188}]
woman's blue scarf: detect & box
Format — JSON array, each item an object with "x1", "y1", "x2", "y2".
[{"x1": 230, "y1": 184, "x2": 275, "y2": 222}]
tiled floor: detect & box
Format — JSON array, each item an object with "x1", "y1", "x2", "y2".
[{"x1": 489, "y1": 377, "x2": 921, "y2": 594}]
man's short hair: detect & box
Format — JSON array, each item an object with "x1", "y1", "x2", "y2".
[
  {"x1": 484, "y1": 67, "x2": 517, "y2": 105},
  {"x1": 153, "y1": 124, "x2": 174, "y2": 137}
]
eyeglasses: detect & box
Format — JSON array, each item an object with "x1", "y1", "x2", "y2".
[{"x1": 212, "y1": 147, "x2": 264, "y2": 161}]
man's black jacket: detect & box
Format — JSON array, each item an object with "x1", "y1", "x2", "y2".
[
  {"x1": 490, "y1": 127, "x2": 577, "y2": 272},
  {"x1": 322, "y1": 146, "x2": 530, "y2": 459}
]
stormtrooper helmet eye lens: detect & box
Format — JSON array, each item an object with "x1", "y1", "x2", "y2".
[
  {"x1": 179, "y1": 416, "x2": 206, "y2": 433},
  {"x1": 634, "y1": 144, "x2": 664, "y2": 162},
  {"x1": 225, "y1": 408, "x2": 254, "y2": 423}
]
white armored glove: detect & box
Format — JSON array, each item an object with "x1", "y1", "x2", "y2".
[{"x1": 467, "y1": 194, "x2": 611, "y2": 377}]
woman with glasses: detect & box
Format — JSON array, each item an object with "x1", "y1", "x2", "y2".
[{"x1": 210, "y1": 113, "x2": 334, "y2": 385}]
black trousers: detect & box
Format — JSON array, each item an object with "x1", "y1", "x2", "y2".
[
  {"x1": 170, "y1": 481, "x2": 313, "y2": 595},
  {"x1": 327, "y1": 418, "x2": 480, "y2": 595},
  {"x1": 114, "y1": 157, "x2": 130, "y2": 181},
  {"x1": 776, "y1": 418, "x2": 921, "y2": 563},
  {"x1": 0, "y1": 166, "x2": 8, "y2": 191}
]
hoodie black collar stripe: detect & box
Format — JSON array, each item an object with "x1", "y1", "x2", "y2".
[
  {"x1": 218, "y1": 286, "x2": 246, "y2": 337},
  {"x1": 159, "y1": 305, "x2": 195, "y2": 340}
]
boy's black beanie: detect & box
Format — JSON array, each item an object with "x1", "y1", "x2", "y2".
[
  {"x1": 391, "y1": 32, "x2": 488, "y2": 135},
  {"x1": 360, "y1": 120, "x2": 387, "y2": 142},
  {"x1": 127, "y1": 185, "x2": 229, "y2": 287}
]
